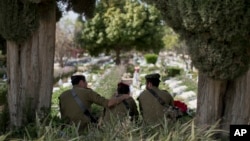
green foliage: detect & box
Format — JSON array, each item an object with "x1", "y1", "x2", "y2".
[
  {"x1": 79, "y1": 0, "x2": 164, "y2": 56},
  {"x1": 144, "y1": 54, "x2": 158, "y2": 64},
  {"x1": 0, "y1": 132, "x2": 10, "y2": 141},
  {"x1": 0, "y1": 0, "x2": 39, "y2": 43},
  {"x1": 5, "y1": 114, "x2": 72, "y2": 140},
  {"x1": 162, "y1": 27, "x2": 179, "y2": 50},
  {"x1": 144, "y1": 0, "x2": 250, "y2": 80},
  {"x1": 4, "y1": 118, "x2": 227, "y2": 140},
  {"x1": 166, "y1": 66, "x2": 182, "y2": 77},
  {"x1": 0, "y1": 83, "x2": 9, "y2": 133}
]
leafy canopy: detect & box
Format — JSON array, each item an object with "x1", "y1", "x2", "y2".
[
  {"x1": 78, "y1": 0, "x2": 164, "y2": 56},
  {"x1": 144, "y1": 0, "x2": 250, "y2": 80}
]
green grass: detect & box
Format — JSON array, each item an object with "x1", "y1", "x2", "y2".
[
  {"x1": 1, "y1": 64, "x2": 228, "y2": 140},
  {"x1": 2, "y1": 117, "x2": 228, "y2": 141}
]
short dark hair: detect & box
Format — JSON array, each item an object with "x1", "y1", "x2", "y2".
[
  {"x1": 145, "y1": 73, "x2": 161, "y2": 87},
  {"x1": 71, "y1": 75, "x2": 86, "y2": 85},
  {"x1": 117, "y1": 82, "x2": 130, "y2": 94}
]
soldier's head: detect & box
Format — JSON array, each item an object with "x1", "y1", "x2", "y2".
[
  {"x1": 71, "y1": 75, "x2": 87, "y2": 88},
  {"x1": 145, "y1": 73, "x2": 161, "y2": 89},
  {"x1": 117, "y1": 82, "x2": 130, "y2": 95}
]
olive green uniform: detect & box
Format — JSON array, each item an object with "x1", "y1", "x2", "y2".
[
  {"x1": 59, "y1": 86, "x2": 108, "y2": 129},
  {"x1": 103, "y1": 96, "x2": 139, "y2": 122},
  {"x1": 137, "y1": 86, "x2": 174, "y2": 124}
]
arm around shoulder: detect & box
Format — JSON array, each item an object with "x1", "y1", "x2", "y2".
[{"x1": 107, "y1": 94, "x2": 131, "y2": 107}]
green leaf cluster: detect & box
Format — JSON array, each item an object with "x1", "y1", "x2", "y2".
[
  {"x1": 144, "y1": 53, "x2": 158, "y2": 64},
  {"x1": 162, "y1": 27, "x2": 179, "y2": 50},
  {"x1": 0, "y1": 0, "x2": 39, "y2": 43},
  {"x1": 80, "y1": 0, "x2": 164, "y2": 56},
  {"x1": 144, "y1": 0, "x2": 250, "y2": 80}
]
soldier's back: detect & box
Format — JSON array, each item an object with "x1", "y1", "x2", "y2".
[{"x1": 138, "y1": 87, "x2": 173, "y2": 124}]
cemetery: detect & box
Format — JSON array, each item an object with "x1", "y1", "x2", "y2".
[{"x1": 1, "y1": 0, "x2": 249, "y2": 140}]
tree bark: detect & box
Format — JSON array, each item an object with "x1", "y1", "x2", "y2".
[
  {"x1": 195, "y1": 72, "x2": 227, "y2": 128},
  {"x1": 195, "y1": 69, "x2": 250, "y2": 131},
  {"x1": 115, "y1": 48, "x2": 121, "y2": 65},
  {"x1": 7, "y1": 4, "x2": 55, "y2": 128},
  {"x1": 222, "y1": 69, "x2": 250, "y2": 130}
]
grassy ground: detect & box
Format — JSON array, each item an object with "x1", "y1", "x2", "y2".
[{"x1": 0, "y1": 65, "x2": 229, "y2": 140}]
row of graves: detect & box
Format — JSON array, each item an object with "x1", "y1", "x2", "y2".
[
  {"x1": 122, "y1": 51, "x2": 197, "y2": 110},
  {"x1": 53, "y1": 52, "x2": 197, "y2": 111}
]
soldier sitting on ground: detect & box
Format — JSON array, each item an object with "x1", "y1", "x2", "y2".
[
  {"x1": 137, "y1": 73, "x2": 174, "y2": 125},
  {"x1": 59, "y1": 75, "x2": 130, "y2": 132},
  {"x1": 101, "y1": 82, "x2": 139, "y2": 123}
]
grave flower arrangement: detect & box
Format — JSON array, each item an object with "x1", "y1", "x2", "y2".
[{"x1": 174, "y1": 100, "x2": 188, "y2": 114}]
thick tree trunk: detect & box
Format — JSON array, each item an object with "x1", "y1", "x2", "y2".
[
  {"x1": 115, "y1": 48, "x2": 121, "y2": 65},
  {"x1": 196, "y1": 69, "x2": 250, "y2": 132},
  {"x1": 222, "y1": 69, "x2": 250, "y2": 130},
  {"x1": 7, "y1": 5, "x2": 55, "y2": 128},
  {"x1": 195, "y1": 72, "x2": 227, "y2": 127}
]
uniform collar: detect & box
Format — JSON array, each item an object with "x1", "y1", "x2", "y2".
[{"x1": 147, "y1": 86, "x2": 159, "y2": 91}]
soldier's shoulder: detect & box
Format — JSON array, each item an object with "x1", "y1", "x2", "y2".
[
  {"x1": 161, "y1": 89, "x2": 169, "y2": 92},
  {"x1": 138, "y1": 90, "x2": 148, "y2": 97},
  {"x1": 78, "y1": 87, "x2": 94, "y2": 93},
  {"x1": 161, "y1": 89, "x2": 171, "y2": 94},
  {"x1": 59, "y1": 89, "x2": 71, "y2": 98}
]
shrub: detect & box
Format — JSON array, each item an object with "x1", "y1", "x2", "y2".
[
  {"x1": 166, "y1": 67, "x2": 182, "y2": 77},
  {"x1": 144, "y1": 54, "x2": 158, "y2": 64}
]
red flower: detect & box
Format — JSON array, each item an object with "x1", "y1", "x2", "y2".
[{"x1": 174, "y1": 100, "x2": 188, "y2": 113}]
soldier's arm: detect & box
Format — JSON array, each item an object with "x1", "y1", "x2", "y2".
[
  {"x1": 107, "y1": 94, "x2": 131, "y2": 107},
  {"x1": 88, "y1": 89, "x2": 131, "y2": 108}
]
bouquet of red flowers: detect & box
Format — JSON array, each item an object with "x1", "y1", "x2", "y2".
[{"x1": 174, "y1": 100, "x2": 188, "y2": 113}]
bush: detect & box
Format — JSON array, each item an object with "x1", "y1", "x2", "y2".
[
  {"x1": 144, "y1": 54, "x2": 158, "y2": 64},
  {"x1": 167, "y1": 67, "x2": 182, "y2": 77}
]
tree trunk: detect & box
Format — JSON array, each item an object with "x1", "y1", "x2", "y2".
[
  {"x1": 7, "y1": 5, "x2": 55, "y2": 128},
  {"x1": 195, "y1": 69, "x2": 250, "y2": 132},
  {"x1": 222, "y1": 69, "x2": 250, "y2": 130},
  {"x1": 195, "y1": 72, "x2": 227, "y2": 128},
  {"x1": 115, "y1": 48, "x2": 121, "y2": 65}
]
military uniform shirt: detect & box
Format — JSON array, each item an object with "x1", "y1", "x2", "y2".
[
  {"x1": 103, "y1": 96, "x2": 139, "y2": 122},
  {"x1": 137, "y1": 86, "x2": 174, "y2": 124},
  {"x1": 59, "y1": 86, "x2": 108, "y2": 129}
]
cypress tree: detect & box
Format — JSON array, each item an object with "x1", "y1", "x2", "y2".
[
  {"x1": 144, "y1": 0, "x2": 250, "y2": 80},
  {"x1": 0, "y1": 0, "x2": 39, "y2": 43}
]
